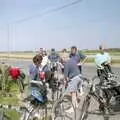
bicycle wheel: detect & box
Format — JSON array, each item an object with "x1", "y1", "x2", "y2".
[
  {"x1": 51, "y1": 89, "x2": 61, "y2": 104},
  {"x1": 17, "y1": 78, "x2": 24, "y2": 93},
  {"x1": 79, "y1": 95, "x2": 91, "y2": 120},
  {"x1": 21, "y1": 107, "x2": 30, "y2": 120},
  {"x1": 52, "y1": 95, "x2": 76, "y2": 120},
  {"x1": 22, "y1": 106, "x2": 46, "y2": 120}
]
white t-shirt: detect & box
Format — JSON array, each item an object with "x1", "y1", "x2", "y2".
[
  {"x1": 41, "y1": 56, "x2": 50, "y2": 68},
  {"x1": 104, "y1": 52, "x2": 111, "y2": 63},
  {"x1": 95, "y1": 52, "x2": 111, "y2": 68}
]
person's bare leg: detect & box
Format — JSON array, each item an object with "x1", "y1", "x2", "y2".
[{"x1": 72, "y1": 92, "x2": 78, "y2": 109}]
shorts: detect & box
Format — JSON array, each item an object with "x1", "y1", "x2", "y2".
[{"x1": 66, "y1": 74, "x2": 82, "y2": 93}]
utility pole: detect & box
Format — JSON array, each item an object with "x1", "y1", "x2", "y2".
[{"x1": 7, "y1": 24, "x2": 10, "y2": 62}]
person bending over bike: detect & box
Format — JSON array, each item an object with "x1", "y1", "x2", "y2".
[
  {"x1": 95, "y1": 45, "x2": 112, "y2": 82},
  {"x1": 28, "y1": 54, "x2": 48, "y2": 101},
  {"x1": 29, "y1": 54, "x2": 43, "y2": 81},
  {"x1": 29, "y1": 53, "x2": 51, "y2": 82}
]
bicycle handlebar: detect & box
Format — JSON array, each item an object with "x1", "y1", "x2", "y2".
[{"x1": 79, "y1": 75, "x2": 90, "y2": 84}]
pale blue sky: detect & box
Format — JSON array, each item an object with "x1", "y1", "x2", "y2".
[{"x1": 0, "y1": 0, "x2": 120, "y2": 51}]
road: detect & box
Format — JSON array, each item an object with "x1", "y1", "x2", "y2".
[
  {"x1": 1, "y1": 59, "x2": 120, "y2": 120},
  {"x1": 2, "y1": 58, "x2": 120, "y2": 74}
]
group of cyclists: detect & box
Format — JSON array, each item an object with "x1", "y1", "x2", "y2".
[
  {"x1": 0, "y1": 44, "x2": 117, "y2": 120},
  {"x1": 28, "y1": 45, "x2": 112, "y2": 113}
]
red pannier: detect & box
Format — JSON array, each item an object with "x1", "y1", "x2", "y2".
[
  {"x1": 39, "y1": 72, "x2": 45, "y2": 80},
  {"x1": 9, "y1": 67, "x2": 21, "y2": 80}
]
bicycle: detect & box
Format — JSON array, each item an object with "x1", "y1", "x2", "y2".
[
  {"x1": 78, "y1": 72, "x2": 120, "y2": 120},
  {"x1": 48, "y1": 61, "x2": 64, "y2": 103},
  {"x1": 52, "y1": 92, "x2": 76, "y2": 120},
  {"x1": 21, "y1": 79, "x2": 52, "y2": 120},
  {"x1": 51, "y1": 73, "x2": 91, "y2": 120}
]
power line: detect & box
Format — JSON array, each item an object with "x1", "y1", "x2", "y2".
[{"x1": 14, "y1": 0, "x2": 82, "y2": 24}]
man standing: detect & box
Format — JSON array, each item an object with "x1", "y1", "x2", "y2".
[
  {"x1": 48, "y1": 48, "x2": 60, "y2": 62},
  {"x1": 69, "y1": 46, "x2": 87, "y2": 74},
  {"x1": 64, "y1": 57, "x2": 82, "y2": 110}
]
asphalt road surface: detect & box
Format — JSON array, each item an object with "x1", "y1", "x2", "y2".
[
  {"x1": 1, "y1": 59, "x2": 120, "y2": 120},
  {"x1": 2, "y1": 58, "x2": 120, "y2": 75}
]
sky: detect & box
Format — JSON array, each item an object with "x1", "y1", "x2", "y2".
[{"x1": 0, "y1": 0, "x2": 120, "y2": 51}]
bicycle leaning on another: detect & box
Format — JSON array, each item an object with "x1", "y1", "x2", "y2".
[
  {"x1": 78, "y1": 70, "x2": 120, "y2": 120},
  {"x1": 20, "y1": 71, "x2": 52, "y2": 120},
  {"x1": 51, "y1": 74, "x2": 89, "y2": 120}
]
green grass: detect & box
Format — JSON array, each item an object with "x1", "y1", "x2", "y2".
[
  {"x1": 0, "y1": 96, "x2": 19, "y2": 106},
  {"x1": 85, "y1": 58, "x2": 120, "y2": 64},
  {"x1": 0, "y1": 51, "x2": 120, "y2": 62},
  {"x1": 0, "y1": 80, "x2": 24, "y2": 120},
  {"x1": 111, "y1": 59, "x2": 120, "y2": 64},
  {"x1": 85, "y1": 58, "x2": 94, "y2": 63},
  {"x1": 6, "y1": 110, "x2": 20, "y2": 120},
  {"x1": 0, "y1": 109, "x2": 20, "y2": 120},
  {"x1": 0, "y1": 79, "x2": 20, "y2": 105}
]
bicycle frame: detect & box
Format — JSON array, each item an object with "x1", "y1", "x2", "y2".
[
  {"x1": 87, "y1": 77, "x2": 106, "y2": 109},
  {"x1": 84, "y1": 74, "x2": 120, "y2": 114}
]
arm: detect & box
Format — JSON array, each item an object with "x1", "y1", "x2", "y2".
[
  {"x1": 29, "y1": 65, "x2": 38, "y2": 80},
  {"x1": 48, "y1": 55, "x2": 51, "y2": 61},
  {"x1": 78, "y1": 52, "x2": 87, "y2": 65},
  {"x1": 81, "y1": 56, "x2": 87, "y2": 64},
  {"x1": 63, "y1": 63, "x2": 70, "y2": 81}
]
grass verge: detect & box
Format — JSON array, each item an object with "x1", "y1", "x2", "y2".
[
  {"x1": 85, "y1": 58, "x2": 120, "y2": 64},
  {"x1": 0, "y1": 109, "x2": 20, "y2": 120}
]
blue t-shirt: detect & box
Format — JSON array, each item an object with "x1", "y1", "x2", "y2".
[
  {"x1": 64, "y1": 58, "x2": 80, "y2": 79},
  {"x1": 69, "y1": 52, "x2": 86, "y2": 63},
  {"x1": 29, "y1": 64, "x2": 39, "y2": 80},
  {"x1": 48, "y1": 53, "x2": 60, "y2": 62}
]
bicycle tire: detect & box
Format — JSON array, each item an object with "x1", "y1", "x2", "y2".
[
  {"x1": 52, "y1": 95, "x2": 76, "y2": 120},
  {"x1": 21, "y1": 107, "x2": 30, "y2": 120},
  {"x1": 22, "y1": 106, "x2": 45, "y2": 120},
  {"x1": 51, "y1": 90, "x2": 61, "y2": 104},
  {"x1": 79, "y1": 95, "x2": 91, "y2": 120},
  {"x1": 78, "y1": 90, "x2": 109, "y2": 120}
]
